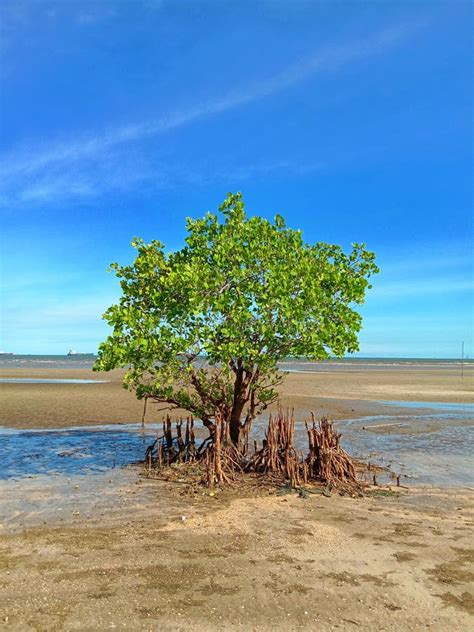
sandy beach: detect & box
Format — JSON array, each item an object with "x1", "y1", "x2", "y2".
[{"x1": 1, "y1": 364, "x2": 473, "y2": 630}]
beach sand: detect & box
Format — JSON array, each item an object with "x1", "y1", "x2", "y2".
[
  {"x1": 0, "y1": 479, "x2": 473, "y2": 631},
  {"x1": 1, "y1": 365, "x2": 473, "y2": 630}
]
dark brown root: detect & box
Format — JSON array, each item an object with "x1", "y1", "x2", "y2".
[
  {"x1": 245, "y1": 408, "x2": 307, "y2": 488},
  {"x1": 145, "y1": 416, "x2": 200, "y2": 469},
  {"x1": 145, "y1": 409, "x2": 365, "y2": 492},
  {"x1": 304, "y1": 413, "x2": 359, "y2": 491}
]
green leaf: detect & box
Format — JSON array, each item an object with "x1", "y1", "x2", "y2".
[{"x1": 93, "y1": 192, "x2": 378, "y2": 436}]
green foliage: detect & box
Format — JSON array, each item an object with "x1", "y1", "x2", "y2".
[{"x1": 94, "y1": 192, "x2": 378, "y2": 439}]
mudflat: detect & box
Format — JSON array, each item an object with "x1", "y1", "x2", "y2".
[{"x1": 1, "y1": 365, "x2": 473, "y2": 429}]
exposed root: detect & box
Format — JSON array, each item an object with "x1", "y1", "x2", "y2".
[
  {"x1": 145, "y1": 409, "x2": 368, "y2": 492},
  {"x1": 245, "y1": 409, "x2": 307, "y2": 487},
  {"x1": 305, "y1": 414, "x2": 359, "y2": 491}
]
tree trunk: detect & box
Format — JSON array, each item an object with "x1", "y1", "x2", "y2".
[
  {"x1": 229, "y1": 365, "x2": 247, "y2": 445},
  {"x1": 229, "y1": 404, "x2": 244, "y2": 445}
]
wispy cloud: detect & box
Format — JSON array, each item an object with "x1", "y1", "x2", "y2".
[
  {"x1": 155, "y1": 159, "x2": 326, "y2": 190},
  {"x1": 0, "y1": 22, "x2": 421, "y2": 207}
]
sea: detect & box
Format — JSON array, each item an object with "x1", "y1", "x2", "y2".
[{"x1": 0, "y1": 354, "x2": 472, "y2": 372}]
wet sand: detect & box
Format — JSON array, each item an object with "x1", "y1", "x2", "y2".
[{"x1": 1, "y1": 365, "x2": 472, "y2": 430}]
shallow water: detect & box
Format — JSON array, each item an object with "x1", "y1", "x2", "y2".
[
  {"x1": 379, "y1": 400, "x2": 474, "y2": 413},
  {"x1": 0, "y1": 425, "x2": 159, "y2": 479},
  {"x1": 0, "y1": 401, "x2": 472, "y2": 488},
  {"x1": 0, "y1": 425, "x2": 172, "y2": 531},
  {"x1": 332, "y1": 417, "x2": 473, "y2": 487}
]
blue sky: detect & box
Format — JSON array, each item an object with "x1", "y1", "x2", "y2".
[{"x1": 0, "y1": 0, "x2": 472, "y2": 358}]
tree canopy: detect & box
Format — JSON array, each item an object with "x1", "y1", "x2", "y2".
[{"x1": 94, "y1": 192, "x2": 378, "y2": 443}]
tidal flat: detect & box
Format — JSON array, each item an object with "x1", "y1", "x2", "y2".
[{"x1": 0, "y1": 362, "x2": 473, "y2": 630}]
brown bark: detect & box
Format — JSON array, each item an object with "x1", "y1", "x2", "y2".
[
  {"x1": 229, "y1": 404, "x2": 244, "y2": 445},
  {"x1": 229, "y1": 362, "x2": 250, "y2": 445}
]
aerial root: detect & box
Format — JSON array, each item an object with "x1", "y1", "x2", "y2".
[{"x1": 145, "y1": 408, "x2": 363, "y2": 491}]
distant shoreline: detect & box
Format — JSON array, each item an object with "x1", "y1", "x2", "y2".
[{"x1": 1, "y1": 353, "x2": 472, "y2": 367}]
